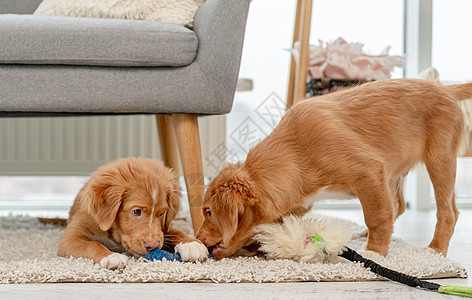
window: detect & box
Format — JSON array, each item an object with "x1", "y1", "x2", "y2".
[
  {"x1": 0, "y1": 176, "x2": 84, "y2": 217},
  {"x1": 432, "y1": 0, "x2": 472, "y2": 82},
  {"x1": 432, "y1": 0, "x2": 472, "y2": 203}
]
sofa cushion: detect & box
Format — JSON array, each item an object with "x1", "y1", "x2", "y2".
[{"x1": 0, "y1": 14, "x2": 198, "y2": 67}]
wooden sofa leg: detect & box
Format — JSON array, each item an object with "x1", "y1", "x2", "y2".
[
  {"x1": 172, "y1": 113, "x2": 204, "y2": 234},
  {"x1": 156, "y1": 115, "x2": 180, "y2": 175}
]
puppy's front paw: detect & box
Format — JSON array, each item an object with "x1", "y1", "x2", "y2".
[
  {"x1": 358, "y1": 249, "x2": 383, "y2": 261},
  {"x1": 100, "y1": 253, "x2": 129, "y2": 269},
  {"x1": 175, "y1": 241, "x2": 209, "y2": 262},
  {"x1": 422, "y1": 247, "x2": 440, "y2": 256}
]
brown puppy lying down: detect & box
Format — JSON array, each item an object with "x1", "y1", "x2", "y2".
[
  {"x1": 58, "y1": 157, "x2": 208, "y2": 269},
  {"x1": 197, "y1": 78, "x2": 472, "y2": 259}
]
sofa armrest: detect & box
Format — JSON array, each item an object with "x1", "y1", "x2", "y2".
[
  {"x1": 0, "y1": 0, "x2": 43, "y2": 14},
  {"x1": 193, "y1": 0, "x2": 250, "y2": 113}
]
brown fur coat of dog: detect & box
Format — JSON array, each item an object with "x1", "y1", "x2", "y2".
[
  {"x1": 197, "y1": 79, "x2": 472, "y2": 259},
  {"x1": 58, "y1": 157, "x2": 208, "y2": 269}
]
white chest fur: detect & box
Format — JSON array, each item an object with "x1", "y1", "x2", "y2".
[{"x1": 303, "y1": 186, "x2": 355, "y2": 209}]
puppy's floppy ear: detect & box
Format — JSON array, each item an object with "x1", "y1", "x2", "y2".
[
  {"x1": 221, "y1": 168, "x2": 258, "y2": 206},
  {"x1": 164, "y1": 174, "x2": 181, "y2": 230},
  {"x1": 87, "y1": 178, "x2": 127, "y2": 232},
  {"x1": 212, "y1": 189, "x2": 243, "y2": 246},
  {"x1": 213, "y1": 169, "x2": 258, "y2": 245}
]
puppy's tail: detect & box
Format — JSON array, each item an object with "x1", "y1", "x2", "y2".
[{"x1": 446, "y1": 82, "x2": 472, "y2": 101}]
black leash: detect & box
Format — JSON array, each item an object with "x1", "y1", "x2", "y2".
[{"x1": 339, "y1": 247, "x2": 471, "y2": 297}]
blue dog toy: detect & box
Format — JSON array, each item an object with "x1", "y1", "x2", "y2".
[{"x1": 145, "y1": 248, "x2": 182, "y2": 262}]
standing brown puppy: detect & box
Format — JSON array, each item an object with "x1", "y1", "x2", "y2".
[
  {"x1": 197, "y1": 79, "x2": 471, "y2": 259},
  {"x1": 58, "y1": 157, "x2": 208, "y2": 269}
]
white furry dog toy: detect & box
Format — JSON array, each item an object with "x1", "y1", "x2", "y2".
[
  {"x1": 253, "y1": 215, "x2": 471, "y2": 298},
  {"x1": 254, "y1": 215, "x2": 352, "y2": 264}
]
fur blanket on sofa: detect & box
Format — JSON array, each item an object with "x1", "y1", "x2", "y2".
[{"x1": 34, "y1": 0, "x2": 205, "y2": 27}]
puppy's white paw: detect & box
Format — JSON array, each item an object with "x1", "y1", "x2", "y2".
[
  {"x1": 421, "y1": 247, "x2": 440, "y2": 255},
  {"x1": 175, "y1": 241, "x2": 209, "y2": 262},
  {"x1": 358, "y1": 249, "x2": 383, "y2": 261},
  {"x1": 100, "y1": 253, "x2": 129, "y2": 269}
]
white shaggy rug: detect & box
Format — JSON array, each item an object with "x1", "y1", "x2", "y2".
[{"x1": 0, "y1": 215, "x2": 466, "y2": 284}]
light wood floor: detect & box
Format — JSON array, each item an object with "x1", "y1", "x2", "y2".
[{"x1": 1, "y1": 209, "x2": 470, "y2": 300}]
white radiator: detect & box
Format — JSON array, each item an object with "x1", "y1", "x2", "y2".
[{"x1": 0, "y1": 115, "x2": 226, "y2": 178}]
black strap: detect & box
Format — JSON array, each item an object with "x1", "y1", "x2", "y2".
[{"x1": 340, "y1": 247, "x2": 441, "y2": 291}]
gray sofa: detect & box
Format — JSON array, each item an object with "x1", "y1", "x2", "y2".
[{"x1": 0, "y1": 0, "x2": 251, "y2": 233}]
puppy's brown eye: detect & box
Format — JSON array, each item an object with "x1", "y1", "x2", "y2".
[
  {"x1": 204, "y1": 208, "x2": 211, "y2": 218},
  {"x1": 132, "y1": 209, "x2": 142, "y2": 217}
]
